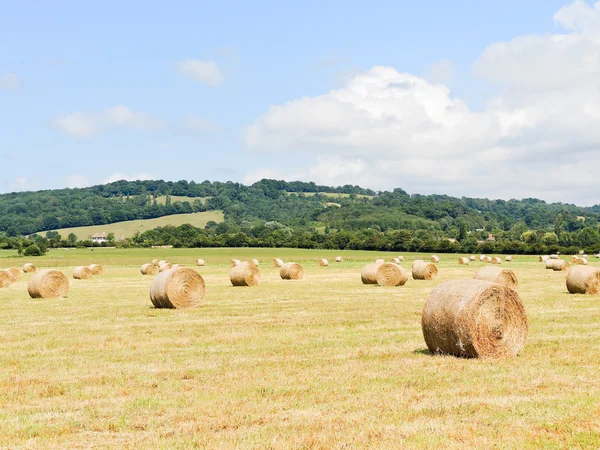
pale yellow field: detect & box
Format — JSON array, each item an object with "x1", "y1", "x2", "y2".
[
  {"x1": 0, "y1": 249, "x2": 599, "y2": 448},
  {"x1": 46, "y1": 211, "x2": 224, "y2": 240}
]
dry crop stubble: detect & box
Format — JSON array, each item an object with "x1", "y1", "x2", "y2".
[{"x1": 0, "y1": 249, "x2": 599, "y2": 448}]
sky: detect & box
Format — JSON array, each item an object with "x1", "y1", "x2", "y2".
[{"x1": 1, "y1": 0, "x2": 599, "y2": 206}]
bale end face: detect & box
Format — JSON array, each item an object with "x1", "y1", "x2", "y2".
[
  {"x1": 566, "y1": 265, "x2": 600, "y2": 294},
  {"x1": 23, "y1": 263, "x2": 37, "y2": 273},
  {"x1": 88, "y1": 264, "x2": 103, "y2": 275},
  {"x1": 141, "y1": 263, "x2": 159, "y2": 276},
  {"x1": 73, "y1": 266, "x2": 92, "y2": 280},
  {"x1": 280, "y1": 263, "x2": 304, "y2": 280},
  {"x1": 376, "y1": 263, "x2": 409, "y2": 287},
  {"x1": 28, "y1": 270, "x2": 69, "y2": 299},
  {"x1": 230, "y1": 262, "x2": 261, "y2": 286},
  {"x1": 0, "y1": 271, "x2": 11, "y2": 288},
  {"x1": 150, "y1": 268, "x2": 205, "y2": 309},
  {"x1": 412, "y1": 260, "x2": 438, "y2": 280}
]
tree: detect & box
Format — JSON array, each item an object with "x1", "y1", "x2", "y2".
[
  {"x1": 458, "y1": 221, "x2": 468, "y2": 242},
  {"x1": 67, "y1": 233, "x2": 78, "y2": 244},
  {"x1": 24, "y1": 244, "x2": 42, "y2": 256}
]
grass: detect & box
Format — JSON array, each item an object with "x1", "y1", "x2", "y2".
[
  {"x1": 286, "y1": 192, "x2": 375, "y2": 199},
  {"x1": 47, "y1": 211, "x2": 224, "y2": 240},
  {"x1": 0, "y1": 249, "x2": 599, "y2": 448},
  {"x1": 154, "y1": 195, "x2": 210, "y2": 205}
]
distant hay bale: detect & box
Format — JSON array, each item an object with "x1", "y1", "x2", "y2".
[
  {"x1": 545, "y1": 259, "x2": 569, "y2": 271},
  {"x1": 195, "y1": 259, "x2": 205, "y2": 266},
  {"x1": 376, "y1": 263, "x2": 409, "y2": 287},
  {"x1": 251, "y1": 258, "x2": 259, "y2": 266},
  {"x1": 158, "y1": 260, "x2": 168, "y2": 266},
  {"x1": 572, "y1": 256, "x2": 587, "y2": 265},
  {"x1": 73, "y1": 266, "x2": 92, "y2": 280},
  {"x1": 479, "y1": 255, "x2": 486, "y2": 261},
  {"x1": 272, "y1": 258, "x2": 284, "y2": 267},
  {"x1": 391, "y1": 257, "x2": 401, "y2": 264},
  {"x1": 5, "y1": 267, "x2": 21, "y2": 283},
  {"x1": 23, "y1": 263, "x2": 36, "y2": 273},
  {"x1": 171, "y1": 264, "x2": 184, "y2": 270},
  {"x1": 550, "y1": 254, "x2": 559, "y2": 260},
  {"x1": 491, "y1": 257, "x2": 502, "y2": 264},
  {"x1": 318, "y1": 258, "x2": 329, "y2": 266},
  {"x1": 484, "y1": 256, "x2": 492, "y2": 263},
  {"x1": 421, "y1": 279, "x2": 528, "y2": 358},
  {"x1": 159, "y1": 263, "x2": 173, "y2": 272},
  {"x1": 230, "y1": 259, "x2": 241, "y2": 267},
  {"x1": 375, "y1": 258, "x2": 385, "y2": 264},
  {"x1": 88, "y1": 264, "x2": 103, "y2": 275},
  {"x1": 280, "y1": 262, "x2": 304, "y2": 280},
  {"x1": 539, "y1": 255, "x2": 550, "y2": 262},
  {"x1": 473, "y1": 266, "x2": 518, "y2": 291},
  {"x1": 152, "y1": 259, "x2": 160, "y2": 265},
  {"x1": 230, "y1": 261, "x2": 261, "y2": 286},
  {"x1": 412, "y1": 260, "x2": 438, "y2": 280},
  {"x1": 361, "y1": 262, "x2": 383, "y2": 284},
  {"x1": 430, "y1": 255, "x2": 440, "y2": 263},
  {"x1": 583, "y1": 254, "x2": 589, "y2": 259},
  {"x1": 0, "y1": 271, "x2": 11, "y2": 288},
  {"x1": 458, "y1": 257, "x2": 469, "y2": 265},
  {"x1": 469, "y1": 255, "x2": 476, "y2": 261},
  {"x1": 505, "y1": 256, "x2": 513, "y2": 262},
  {"x1": 566, "y1": 265, "x2": 600, "y2": 295},
  {"x1": 335, "y1": 256, "x2": 343, "y2": 263},
  {"x1": 150, "y1": 268, "x2": 205, "y2": 309},
  {"x1": 28, "y1": 270, "x2": 69, "y2": 299},
  {"x1": 141, "y1": 263, "x2": 158, "y2": 275},
  {"x1": 398, "y1": 256, "x2": 405, "y2": 261}
]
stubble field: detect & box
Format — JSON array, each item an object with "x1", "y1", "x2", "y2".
[{"x1": 0, "y1": 248, "x2": 599, "y2": 449}]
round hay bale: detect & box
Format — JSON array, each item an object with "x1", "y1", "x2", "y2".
[
  {"x1": 391, "y1": 257, "x2": 401, "y2": 264},
  {"x1": 376, "y1": 263, "x2": 409, "y2": 287},
  {"x1": 273, "y1": 258, "x2": 284, "y2": 267},
  {"x1": 458, "y1": 257, "x2": 469, "y2": 265},
  {"x1": 484, "y1": 256, "x2": 492, "y2": 263},
  {"x1": 545, "y1": 259, "x2": 569, "y2": 271},
  {"x1": 572, "y1": 257, "x2": 588, "y2": 265},
  {"x1": 88, "y1": 264, "x2": 103, "y2": 275},
  {"x1": 398, "y1": 256, "x2": 405, "y2": 261},
  {"x1": 230, "y1": 261, "x2": 261, "y2": 286},
  {"x1": 73, "y1": 266, "x2": 92, "y2": 279},
  {"x1": 583, "y1": 254, "x2": 589, "y2": 259},
  {"x1": 318, "y1": 258, "x2": 328, "y2": 266},
  {"x1": 361, "y1": 263, "x2": 383, "y2": 284},
  {"x1": 230, "y1": 259, "x2": 241, "y2": 268},
  {"x1": 280, "y1": 262, "x2": 304, "y2": 280},
  {"x1": 195, "y1": 259, "x2": 205, "y2": 266},
  {"x1": 171, "y1": 264, "x2": 184, "y2": 270},
  {"x1": 5, "y1": 267, "x2": 21, "y2": 283},
  {"x1": 141, "y1": 263, "x2": 158, "y2": 275},
  {"x1": 28, "y1": 270, "x2": 69, "y2": 299},
  {"x1": 473, "y1": 266, "x2": 518, "y2": 291},
  {"x1": 152, "y1": 259, "x2": 160, "y2": 265},
  {"x1": 150, "y1": 268, "x2": 205, "y2": 309},
  {"x1": 335, "y1": 256, "x2": 343, "y2": 263},
  {"x1": 23, "y1": 263, "x2": 36, "y2": 273},
  {"x1": 0, "y1": 271, "x2": 11, "y2": 288},
  {"x1": 505, "y1": 256, "x2": 513, "y2": 262},
  {"x1": 479, "y1": 255, "x2": 486, "y2": 261},
  {"x1": 158, "y1": 260, "x2": 168, "y2": 266},
  {"x1": 375, "y1": 258, "x2": 385, "y2": 264},
  {"x1": 550, "y1": 254, "x2": 559, "y2": 260},
  {"x1": 251, "y1": 258, "x2": 259, "y2": 266},
  {"x1": 539, "y1": 255, "x2": 550, "y2": 262},
  {"x1": 566, "y1": 265, "x2": 600, "y2": 295},
  {"x1": 412, "y1": 260, "x2": 438, "y2": 280},
  {"x1": 421, "y1": 279, "x2": 528, "y2": 358},
  {"x1": 159, "y1": 262, "x2": 173, "y2": 272},
  {"x1": 430, "y1": 255, "x2": 440, "y2": 263},
  {"x1": 469, "y1": 255, "x2": 476, "y2": 261},
  {"x1": 491, "y1": 257, "x2": 502, "y2": 264}
]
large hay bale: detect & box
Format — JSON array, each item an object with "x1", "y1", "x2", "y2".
[
  {"x1": 469, "y1": 255, "x2": 476, "y2": 261},
  {"x1": 473, "y1": 266, "x2": 518, "y2": 291},
  {"x1": 230, "y1": 259, "x2": 241, "y2": 267},
  {"x1": 150, "y1": 268, "x2": 205, "y2": 309},
  {"x1": 230, "y1": 261, "x2": 261, "y2": 286},
  {"x1": 421, "y1": 279, "x2": 528, "y2": 358},
  {"x1": 251, "y1": 258, "x2": 260, "y2": 266},
  {"x1": 273, "y1": 258, "x2": 284, "y2": 267},
  {"x1": 141, "y1": 263, "x2": 159, "y2": 275},
  {"x1": 539, "y1": 255, "x2": 550, "y2": 262},
  {"x1": 545, "y1": 259, "x2": 569, "y2": 271},
  {"x1": 505, "y1": 256, "x2": 513, "y2": 262},
  {"x1": 398, "y1": 256, "x2": 405, "y2": 261},
  {"x1": 550, "y1": 254, "x2": 559, "y2": 259},
  {"x1": 491, "y1": 257, "x2": 502, "y2": 264},
  {"x1": 280, "y1": 262, "x2": 304, "y2": 280},
  {"x1": 152, "y1": 259, "x2": 160, "y2": 265},
  {"x1": 0, "y1": 271, "x2": 11, "y2": 288},
  {"x1": 412, "y1": 260, "x2": 438, "y2": 280},
  {"x1": 484, "y1": 256, "x2": 492, "y2": 263},
  {"x1": 335, "y1": 256, "x2": 343, "y2": 263},
  {"x1": 458, "y1": 257, "x2": 469, "y2": 265},
  {"x1": 88, "y1": 264, "x2": 103, "y2": 275},
  {"x1": 376, "y1": 263, "x2": 409, "y2": 287},
  {"x1": 196, "y1": 259, "x2": 205, "y2": 266},
  {"x1": 73, "y1": 266, "x2": 92, "y2": 280},
  {"x1": 391, "y1": 257, "x2": 401, "y2": 264},
  {"x1": 375, "y1": 258, "x2": 385, "y2": 264},
  {"x1": 159, "y1": 262, "x2": 173, "y2": 272},
  {"x1": 566, "y1": 265, "x2": 600, "y2": 295},
  {"x1": 158, "y1": 260, "x2": 168, "y2": 266},
  {"x1": 23, "y1": 263, "x2": 36, "y2": 273},
  {"x1": 318, "y1": 258, "x2": 328, "y2": 266},
  {"x1": 479, "y1": 255, "x2": 486, "y2": 261},
  {"x1": 430, "y1": 255, "x2": 440, "y2": 263},
  {"x1": 361, "y1": 263, "x2": 383, "y2": 284},
  {"x1": 28, "y1": 270, "x2": 69, "y2": 299},
  {"x1": 5, "y1": 267, "x2": 21, "y2": 283},
  {"x1": 572, "y1": 257, "x2": 588, "y2": 265}
]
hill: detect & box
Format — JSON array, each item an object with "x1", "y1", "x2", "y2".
[{"x1": 47, "y1": 211, "x2": 224, "y2": 240}]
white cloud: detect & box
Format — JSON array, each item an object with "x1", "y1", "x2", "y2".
[
  {"x1": 424, "y1": 59, "x2": 455, "y2": 85},
  {"x1": 102, "y1": 173, "x2": 153, "y2": 184},
  {"x1": 176, "y1": 59, "x2": 224, "y2": 86},
  {"x1": 243, "y1": 2, "x2": 600, "y2": 205},
  {"x1": 9, "y1": 177, "x2": 40, "y2": 192},
  {"x1": 0, "y1": 73, "x2": 21, "y2": 91},
  {"x1": 51, "y1": 112, "x2": 102, "y2": 138},
  {"x1": 65, "y1": 174, "x2": 89, "y2": 189}
]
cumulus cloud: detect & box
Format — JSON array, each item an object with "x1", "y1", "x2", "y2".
[
  {"x1": 176, "y1": 59, "x2": 224, "y2": 86},
  {"x1": 244, "y1": 2, "x2": 600, "y2": 205},
  {"x1": 102, "y1": 173, "x2": 153, "y2": 184},
  {"x1": 9, "y1": 177, "x2": 40, "y2": 192},
  {"x1": 52, "y1": 112, "x2": 102, "y2": 138},
  {"x1": 424, "y1": 59, "x2": 455, "y2": 85},
  {"x1": 65, "y1": 174, "x2": 89, "y2": 189},
  {"x1": 0, "y1": 73, "x2": 21, "y2": 91}
]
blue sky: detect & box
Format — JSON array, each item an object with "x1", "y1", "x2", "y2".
[{"x1": 1, "y1": 0, "x2": 599, "y2": 205}]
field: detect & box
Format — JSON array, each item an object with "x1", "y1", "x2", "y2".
[
  {"x1": 154, "y1": 196, "x2": 209, "y2": 205},
  {"x1": 1, "y1": 248, "x2": 599, "y2": 448},
  {"x1": 47, "y1": 211, "x2": 224, "y2": 240}
]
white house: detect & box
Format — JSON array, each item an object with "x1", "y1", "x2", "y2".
[{"x1": 91, "y1": 232, "x2": 107, "y2": 244}]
